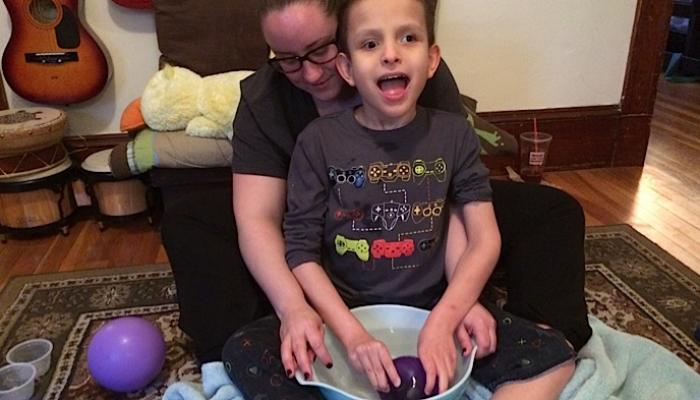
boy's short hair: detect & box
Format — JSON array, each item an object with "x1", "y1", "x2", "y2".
[
  {"x1": 259, "y1": 0, "x2": 340, "y2": 19},
  {"x1": 337, "y1": 0, "x2": 437, "y2": 53}
]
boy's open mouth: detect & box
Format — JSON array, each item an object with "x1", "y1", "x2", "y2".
[{"x1": 377, "y1": 73, "x2": 410, "y2": 96}]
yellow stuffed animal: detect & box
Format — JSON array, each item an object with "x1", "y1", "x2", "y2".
[{"x1": 140, "y1": 65, "x2": 252, "y2": 139}]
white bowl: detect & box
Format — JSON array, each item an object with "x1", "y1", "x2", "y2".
[
  {"x1": 6, "y1": 338, "x2": 53, "y2": 377},
  {"x1": 0, "y1": 363, "x2": 36, "y2": 400},
  {"x1": 297, "y1": 304, "x2": 477, "y2": 400}
]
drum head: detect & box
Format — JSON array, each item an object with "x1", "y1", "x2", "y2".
[
  {"x1": 81, "y1": 149, "x2": 113, "y2": 174},
  {"x1": 0, "y1": 108, "x2": 67, "y2": 157},
  {"x1": 0, "y1": 157, "x2": 73, "y2": 183},
  {"x1": 0, "y1": 143, "x2": 69, "y2": 181}
]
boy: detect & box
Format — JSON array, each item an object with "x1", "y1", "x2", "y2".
[{"x1": 283, "y1": 0, "x2": 575, "y2": 397}]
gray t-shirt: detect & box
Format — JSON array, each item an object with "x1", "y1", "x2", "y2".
[
  {"x1": 284, "y1": 107, "x2": 492, "y2": 308},
  {"x1": 231, "y1": 61, "x2": 465, "y2": 179}
]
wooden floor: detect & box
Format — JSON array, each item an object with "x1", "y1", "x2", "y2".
[
  {"x1": 0, "y1": 78, "x2": 698, "y2": 290},
  {"x1": 546, "y1": 78, "x2": 700, "y2": 275},
  {"x1": 0, "y1": 211, "x2": 168, "y2": 290}
]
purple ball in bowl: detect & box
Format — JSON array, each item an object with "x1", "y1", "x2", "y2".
[{"x1": 379, "y1": 356, "x2": 438, "y2": 400}]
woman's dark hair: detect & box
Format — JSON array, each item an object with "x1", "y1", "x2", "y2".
[
  {"x1": 337, "y1": 0, "x2": 436, "y2": 54},
  {"x1": 259, "y1": 0, "x2": 341, "y2": 19}
]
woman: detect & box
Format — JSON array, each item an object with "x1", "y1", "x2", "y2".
[{"x1": 220, "y1": 0, "x2": 590, "y2": 398}]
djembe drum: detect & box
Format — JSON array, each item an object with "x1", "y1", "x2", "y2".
[
  {"x1": 0, "y1": 108, "x2": 68, "y2": 179},
  {"x1": 80, "y1": 149, "x2": 153, "y2": 230},
  {"x1": 0, "y1": 108, "x2": 74, "y2": 241}
]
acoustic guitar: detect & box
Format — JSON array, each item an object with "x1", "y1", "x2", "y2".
[
  {"x1": 111, "y1": 0, "x2": 152, "y2": 10},
  {"x1": 2, "y1": 0, "x2": 109, "y2": 104}
]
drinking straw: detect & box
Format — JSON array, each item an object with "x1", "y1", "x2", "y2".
[{"x1": 533, "y1": 117, "x2": 538, "y2": 152}]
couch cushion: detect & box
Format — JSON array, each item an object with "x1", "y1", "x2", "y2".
[{"x1": 152, "y1": 0, "x2": 268, "y2": 76}]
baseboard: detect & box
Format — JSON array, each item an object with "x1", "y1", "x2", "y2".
[
  {"x1": 480, "y1": 104, "x2": 649, "y2": 170},
  {"x1": 63, "y1": 105, "x2": 648, "y2": 174},
  {"x1": 64, "y1": 133, "x2": 130, "y2": 163}
]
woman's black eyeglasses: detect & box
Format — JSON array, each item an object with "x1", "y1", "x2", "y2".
[{"x1": 268, "y1": 40, "x2": 339, "y2": 73}]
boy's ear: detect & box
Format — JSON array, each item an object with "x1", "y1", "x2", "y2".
[
  {"x1": 336, "y1": 52, "x2": 356, "y2": 87},
  {"x1": 427, "y1": 44, "x2": 441, "y2": 79}
]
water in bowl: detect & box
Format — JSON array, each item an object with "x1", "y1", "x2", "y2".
[{"x1": 312, "y1": 326, "x2": 426, "y2": 400}]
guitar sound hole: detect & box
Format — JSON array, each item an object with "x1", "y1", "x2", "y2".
[{"x1": 29, "y1": 0, "x2": 59, "y2": 25}]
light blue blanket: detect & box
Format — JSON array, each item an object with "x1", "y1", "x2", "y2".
[
  {"x1": 466, "y1": 316, "x2": 700, "y2": 400},
  {"x1": 164, "y1": 317, "x2": 700, "y2": 400}
]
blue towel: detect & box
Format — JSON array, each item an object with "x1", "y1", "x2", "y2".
[
  {"x1": 465, "y1": 316, "x2": 700, "y2": 399},
  {"x1": 163, "y1": 361, "x2": 243, "y2": 400}
]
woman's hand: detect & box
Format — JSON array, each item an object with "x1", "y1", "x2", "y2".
[
  {"x1": 418, "y1": 318, "x2": 457, "y2": 395},
  {"x1": 455, "y1": 302, "x2": 497, "y2": 359},
  {"x1": 279, "y1": 304, "x2": 333, "y2": 380},
  {"x1": 345, "y1": 332, "x2": 401, "y2": 393}
]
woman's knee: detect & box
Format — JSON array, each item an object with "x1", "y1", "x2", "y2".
[{"x1": 543, "y1": 185, "x2": 584, "y2": 229}]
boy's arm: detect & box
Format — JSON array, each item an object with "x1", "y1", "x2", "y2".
[
  {"x1": 444, "y1": 209, "x2": 497, "y2": 359},
  {"x1": 435, "y1": 120, "x2": 500, "y2": 325},
  {"x1": 419, "y1": 200, "x2": 500, "y2": 394},
  {"x1": 430, "y1": 201, "x2": 500, "y2": 332},
  {"x1": 292, "y1": 261, "x2": 401, "y2": 391}
]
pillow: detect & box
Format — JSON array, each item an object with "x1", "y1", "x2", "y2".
[
  {"x1": 152, "y1": 0, "x2": 268, "y2": 76},
  {"x1": 120, "y1": 98, "x2": 147, "y2": 133},
  {"x1": 109, "y1": 129, "x2": 232, "y2": 178},
  {"x1": 461, "y1": 95, "x2": 517, "y2": 156}
]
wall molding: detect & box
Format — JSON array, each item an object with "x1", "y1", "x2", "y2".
[
  {"x1": 64, "y1": 133, "x2": 130, "y2": 163},
  {"x1": 483, "y1": 0, "x2": 673, "y2": 171},
  {"x1": 480, "y1": 105, "x2": 621, "y2": 171}
]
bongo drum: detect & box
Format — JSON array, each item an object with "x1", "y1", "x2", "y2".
[
  {"x1": 80, "y1": 149, "x2": 152, "y2": 230},
  {"x1": 0, "y1": 158, "x2": 75, "y2": 242},
  {"x1": 0, "y1": 108, "x2": 68, "y2": 180}
]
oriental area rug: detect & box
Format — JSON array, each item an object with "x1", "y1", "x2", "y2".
[{"x1": 0, "y1": 224, "x2": 697, "y2": 399}]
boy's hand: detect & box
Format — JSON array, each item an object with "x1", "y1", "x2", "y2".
[
  {"x1": 279, "y1": 304, "x2": 333, "y2": 380},
  {"x1": 345, "y1": 332, "x2": 401, "y2": 393},
  {"x1": 418, "y1": 319, "x2": 457, "y2": 395},
  {"x1": 455, "y1": 302, "x2": 497, "y2": 359}
]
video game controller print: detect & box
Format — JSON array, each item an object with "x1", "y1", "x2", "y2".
[
  {"x1": 370, "y1": 201, "x2": 410, "y2": 231},
  {"x1": 367, "y1": 161, "x2": 412, "y2": 184},
  {"x1": 412, "y1": 157, "x2": 447, "y2": 185},
  {"x1": 328, "y1": 166, "x2": 366, "y2": 188},
  {"x1": 334, "y1": 208, "x2": 365, "y2": 221},
  {"x1": 371, "y1": 238, "x2": 415, "y2": 259},
  {"x1": 418, "y1": 237, "x2": 436, "y2": 251},
  {"x1": 335, "y1": 234, "x2": 370, "y2": 262},
  {"x1": 411, "y1": 199, "x2": 444, "y2": 224}
]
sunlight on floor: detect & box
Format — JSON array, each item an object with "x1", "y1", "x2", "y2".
[{"x1": 630, "y1": 169, "x2": 660, "y2": 219}]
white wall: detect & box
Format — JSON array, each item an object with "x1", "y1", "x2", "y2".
[
  {"x1": 1, "y1": 1, "x2": 638, "y2": 135},
  {"x1": 436, "y1": 0, "x2": 638, "y2": 112},
  {"x1": 0, "y1": 2, "x2": 159, "y2": 137}
]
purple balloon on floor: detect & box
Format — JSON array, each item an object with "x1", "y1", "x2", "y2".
[
  {"x1": 379, "y1": 356, "x2": 437, "y2": 400},
  {"x1": 87, "y1": 317, "x2": 166, "y2": 392}
]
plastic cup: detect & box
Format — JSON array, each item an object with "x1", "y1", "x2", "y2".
[
  {"x1": 6, "y1": 339, "x2": 53, "y2": 377},
  {"x1": 0, "y1": 363, "x2": 36, "y2": 400},
  {"x1": 519, "y1": 131, "x2": 552, "y2": 183}
]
